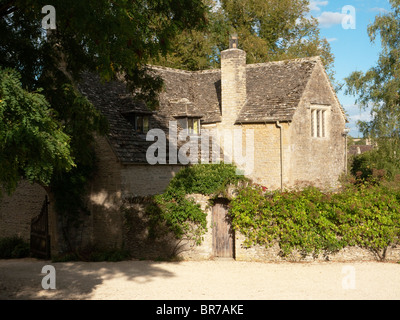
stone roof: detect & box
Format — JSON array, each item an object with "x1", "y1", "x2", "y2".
[
  {"x1": 78, "y1": 72, "x2": 159, "y2": 163},
  {"x1": 78, "y1": 56, "x2": 345, "y2": 164},
  {"x1": 237, "y1": 58, "x2": 319, "y2": 123},
  {"x1": 148, "y1": 66, "x2": 221, "y2": 123},
  {"x1": 348, "y1": 145, "x2": 374, "y2": 156}
]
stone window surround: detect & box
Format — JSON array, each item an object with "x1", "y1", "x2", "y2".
[{"x1": 309, "y1": 104, "x2": 331, "y2": 139}]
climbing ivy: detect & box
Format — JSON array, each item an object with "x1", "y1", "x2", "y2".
[
  {"x1": 146, "y1": 163, "x2": 248, "y2": 245},
  {"x1": 229, "y1": 183, "x2": 400, "y2": 260}
]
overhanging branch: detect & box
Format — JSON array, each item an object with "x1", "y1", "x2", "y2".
[{"x1": 0, "y1": 0, "x2": 17, "y2": 18}]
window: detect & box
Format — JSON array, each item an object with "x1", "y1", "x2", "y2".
[
  {"x1": 188, "y1": 118, "x2": 200, "y2": 135},
  {"x1": 123, "y1": 113, "x2": 150, "y2": 134},
  {"x1": 311, "y1": 108, "x2": 327, "y2": 138},
  {"x1": 177, "y1": 117, "x2": 201, "y2": 135}
]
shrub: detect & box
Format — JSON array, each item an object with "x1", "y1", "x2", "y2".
[
  {"x1": 350, "y1": 144, "x2": 400, "y2": 183},
  {"x1": 229, "y1": 184, "x2": 400, "y2": 260},
  {"x1": 0, "y1": 236, "x2": 30, "y2": 259}
]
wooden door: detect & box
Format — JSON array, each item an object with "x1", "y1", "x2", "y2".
[{"x1": 212, "y1": 200, "x2": 234, "y2": 258}]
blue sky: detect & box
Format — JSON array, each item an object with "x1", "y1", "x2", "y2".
[{"x1": 310, "y1": 0, "x2": 392, "y2": 137}]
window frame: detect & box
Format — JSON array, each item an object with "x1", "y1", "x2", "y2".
[
  {"x1": 310, "y1": 105, "x2": 330, "y2": 139},
  {"x1": 178, "y1": 117, "x2": 201, "y2": 135},
  {"x1": 123, "y1": 112, "x2": 151, "y2": 134}
]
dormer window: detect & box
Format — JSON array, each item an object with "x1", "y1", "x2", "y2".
[
  {"x1": 123, "y1": 113, "x2": 150, "y2": 134},
  {"x1": 187, "y1": 118, "x2": 200, "y2": 135},
  {"x1": 135, "y1": 115, "x2": 150, "y2": 134},
  {"x1": 177, "y1": 117, "x2": 201, "y2": 135}
]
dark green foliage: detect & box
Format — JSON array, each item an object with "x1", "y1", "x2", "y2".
[
  {"x1": 230, "y1": 184, "x2": 400, "y2": 260},
  {"x1": 1, "y1": 0, "x2": 206, "y2": 249},
  {"x1": 0, "y1": 68, "x2": 74, "y2": 194},
  {"x1": 165, "y1": 163, "x2": 246, "y2": 195},
  {"x1": 0, "y1": 236, "x2": 30, "y2": 259},
  {"x1": 350, "y1": 146, "x2": 400, "y2": 183},
  {"x1": 350, "y1": 151, "x2": 388, "y2": 183}
]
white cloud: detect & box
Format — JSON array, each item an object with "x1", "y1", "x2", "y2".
[
  {"x1": 369, "y1": 7, "x2": 389, "y2": 14},
  {"x1": 309, "y1": 1, "x2": 329, "y2": 12},
  {"x1": 342, "y1": 106, "x2": 373, "y2": 137},
  {"x1": 317, "y1": 11, "x2": 347, "y2": 28},
  {"x1": 344, "y1": 104, "x2": 373, "y2": 123},
  {"x1": 326, "y1": 37, "x2": 338, "y2": 43},
  {"x1": 349, "y1": 111, "x2": 373, "y2": 123}
]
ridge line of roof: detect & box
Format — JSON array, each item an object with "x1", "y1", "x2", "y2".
[
  {"x1": 147, "y1": 56, "x2": 321, "y2": 74},
  {"x1": 246, "y1": 56, "x2": 321, "y2": 69},
  {"x1": 147, "y1": 65, "x2": 220, "y2": 75}
]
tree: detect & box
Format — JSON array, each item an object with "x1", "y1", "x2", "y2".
[
  {"x1": 0, "y1": 0, "x2": 207, "y2": 248},
  {"x1": 0, "y1": 0, "x2": 205, "y2": 182},
  {"x1": 153, "y1": 0, "x2": 335, "y2": 80},
  {"x1": 0, "y1": 68, "x2": 74, "y2": 195},
  {"x1": 345, "y1": 0, "x2": 400, "y2": 179}
]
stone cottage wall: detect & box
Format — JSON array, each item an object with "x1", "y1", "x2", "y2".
[
  {"x1": 121, "y1": 194, "x2": 213, "y2": 260},
  {"x1": 288, "y1": 62, "x2": 347, "y2": 190},
  {"x1": 0, "y1": 181, "x2": 47, "y2": 241},
  {"x1": 237, "y1": 123, "x2": 291, "y2": 190},
  {"x1": 88, "y1": 135, "x2": 184, "y2": 250}
]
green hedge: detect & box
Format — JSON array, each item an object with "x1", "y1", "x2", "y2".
[
  {"x1": 229, "y1": 184, "x2": 400, "y2": 260},
  {"x1": 0, "y1": 236, "x2": 30, "y2": 259}
]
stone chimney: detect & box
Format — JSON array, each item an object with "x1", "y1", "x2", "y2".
[{"x1": 221, "y1": 35, "x2": 246, "y2": 126}]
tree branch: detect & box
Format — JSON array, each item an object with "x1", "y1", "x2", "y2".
[{"x1": 0, "y1": 0, "x2": 17, "y2": 18}]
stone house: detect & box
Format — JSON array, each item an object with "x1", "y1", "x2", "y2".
[
  {"x1": 0, "y1": 44, "x2": 351, "y2": 260},
  {"x1": 81, "y1": 47, "x2": 348, "y2": 194}
]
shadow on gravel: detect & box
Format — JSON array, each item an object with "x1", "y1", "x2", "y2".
[{"x1": 0, "y1": 258, "x2": 176, "y2": 299}]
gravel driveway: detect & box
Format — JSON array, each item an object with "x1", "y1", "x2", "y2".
[{"x1": 0, "y1": 258, "x2": 399, "y2": 300}]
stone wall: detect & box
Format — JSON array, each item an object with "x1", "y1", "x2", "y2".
[
  {"x1": 235, "y1": 233, "x2": 400, "y2": 262},
  {"x1": 0, "y1": 181, "x2": 47, "y2": 241},
  {"x1": 121, "y1": 194, "x2": 213, "y2": 260},
  {"x1": 289, "y1": 61, "x2": 347, "y2": 190},
  {"x1": 238, "y1": 123, "x2": 291, "y2": 190},
  {"x1": 120, "y1": 164, "x2": 184, "y2": 197},
  {"x1": 120, "y1": 194, "x2": 400, "y2": 262},
  {"x1": 216, "y1": 50, "x2": 346, "y2": 191},
  {"x1": 88, "y1": 135, "x2": 184, "y2": 250}
]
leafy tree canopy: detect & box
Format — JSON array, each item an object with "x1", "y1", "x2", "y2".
[
  {"x1": 153, "y1": 0, "x2": 335, "y2": 81},
  {"x1": 0, "y1": 68, "x2": 73, "y2": 194},
  {"x1": 0, "y1": 0, "x2": 206, "y2": 195},
  {"x1": 345, "y1": 0, "x2": 400, "y2": 178}
]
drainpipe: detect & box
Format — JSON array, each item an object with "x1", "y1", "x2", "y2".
[
  {"x1": 343, "y1": 128, "x2": 351, "y2": 174},
  {"x1": 276, "y1": 121, "x2": 283, "y2": 191}
]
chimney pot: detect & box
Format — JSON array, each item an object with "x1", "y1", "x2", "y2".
[{"x1": 229, "y1": 33, "x2": 239, "y2": 49}]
